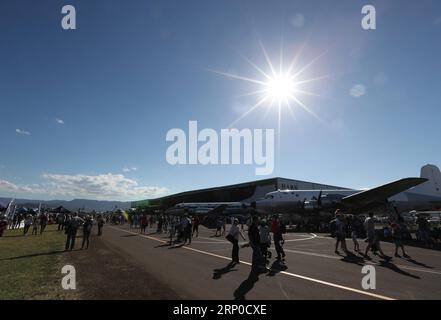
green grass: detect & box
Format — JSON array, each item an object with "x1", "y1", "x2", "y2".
[{"x1": 0, "y1": 224, "x2": 77, "y2": 300}]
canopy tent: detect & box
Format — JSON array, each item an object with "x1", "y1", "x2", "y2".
[{"x1": 50, "y1": 206, "x2": 71, "y2": 214}]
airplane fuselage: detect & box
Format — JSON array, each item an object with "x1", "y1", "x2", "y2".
[{"x1": 254, "y1": 189, "x2": 441, "y2": 216}]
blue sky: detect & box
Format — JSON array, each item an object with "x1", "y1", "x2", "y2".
[{"x1": 0, "y1": 0, "x2": 440, "y2": 201}]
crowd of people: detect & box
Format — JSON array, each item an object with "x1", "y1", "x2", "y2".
[
  {"x1": 126, "y1": 213, "x2": 202, "y2": 245},
  {"x1": 0, "y1": 210, "x2": 107, "y2": 251},
  {"x1": 1, "y1": 207, "x2": 441, "y2": 269},
  {"x1": 62, "y1": 213, "x2": 106, "y2": 251},
  {"x1": 126, "y1": 212, "x2": 289, "y2": 275},
  {"x1": 330, "y1": 210, "x2": 441, "y2": 260}
]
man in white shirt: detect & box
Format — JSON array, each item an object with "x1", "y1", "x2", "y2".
[{"x1": 226, "y1": 219, "x2": 246, "y2": 264}]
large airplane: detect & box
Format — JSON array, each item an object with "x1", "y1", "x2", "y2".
[
  {"x1": 252, "y1": 164, "x2": 441, "y2": 218},
  {"x1": 164, "y1": 165, "x2": 441, "y2": 224}
]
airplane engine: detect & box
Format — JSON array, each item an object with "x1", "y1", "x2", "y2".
[{"x1": 303, "y1": 200, "x2": 320, "y2": 211}]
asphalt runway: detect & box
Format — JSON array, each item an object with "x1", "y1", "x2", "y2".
[{"x1": 100, "y1": 224, "x2": 441, "y2": 300}]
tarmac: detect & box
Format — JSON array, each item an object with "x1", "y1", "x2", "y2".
[{"x1": 95, "y1": 223, "x2": 441, "y2": 300}]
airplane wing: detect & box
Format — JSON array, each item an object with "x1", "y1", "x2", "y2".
[{"x1": 342, "y1": 177, "x2": 428, "y2": 207}]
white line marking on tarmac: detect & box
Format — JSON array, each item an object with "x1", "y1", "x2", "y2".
[
  {"x1": 284, "y1": 234, "x2": 317, "y2": 242},
  {"x1": 110, "y1": 226, "x2": 395, "y2": 300},
  {"x1": 276, "y1": 248, "x2": 441, "y2": 276}
]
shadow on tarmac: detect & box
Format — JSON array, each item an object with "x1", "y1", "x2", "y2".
[
  {"x1": 404, "y1": 257, "x2": 434, "y2": 269},
  {"x1": 266, "y1": 260, "x2": 287, "y2": 277},
  {"x1": 121, "y1": 234, "x2": 137, "y2": 238},
  {"x1": 213, "y1": 262, "x2": 238, "y2": 279},
  {"x1": 378, "y1": 260, "x2": 421, "y2": 279},
  {"x1": 340, "y1": 251, "x2": 366, "y2": 266},
  {"x1": 233, "y1": 270, "x2": 260, "y2": 300}
]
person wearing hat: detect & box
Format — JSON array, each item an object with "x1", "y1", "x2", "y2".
[{"x1": 226, "y1": 219, "x2": 246, "y2": 264}]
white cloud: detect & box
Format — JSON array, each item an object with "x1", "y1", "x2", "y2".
[
  {"x1": 350, "y1": 84, "x2": 366, "y2": 98},
  {"x1": 0, "y1": 180, "x2": 38, "y2": 193},
  {"x1": 123, "y1": 167, "x2": 137, "y2": 173},
  {"x1": 16, "y1": 128, "x2": 31, "y2": 135},
  {"x1": 56, "y1": 118, "x2": 64, "y2": 124},
  {"x1": 291, "y1": 14, "x2": 305, "y2": 28},
  {"x1": 0, "y1": 173, "x2": 168, "y2": 201}
]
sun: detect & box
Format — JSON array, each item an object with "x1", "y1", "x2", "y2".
[
  {"x1": 207, "y1": 40, "x2": 330, "y2": 170},
  {"x1": 207, "y1": 41, "x2": 329, "y2": 129},
  {"x1": 264, "y1": 73, "x2": 296, "y2": 103},
  {"x1": 205, "y1": 38, "x2": 336, "y2": 159}
]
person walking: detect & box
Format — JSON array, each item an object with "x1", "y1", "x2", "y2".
[
  {"x1": 97, "y1": 215, "x2": 104, "y2": 236},
  {"x1": 169, "y1": 217, "x2": 177, "y2": 245},
  {"x1": 271, "y1": 215, "x2": 286, "y2": 261},
  {"x1": 65, "y1": 214, "x2": 84, "y2": 251},
  {"x1": 334, "y1": 211, "x2": 348, "y2": 254},
  {"x1": 183, "y1": 215, "x2": 192, "y2": 245},
  {"x1": 391, "y1": 217, "x2": 409, "y2": 258},
  {"x1": 81, "y1": 216, "x2": 93, "y2": 250},
  {"x1": 364, "y1": 212, "x2": 388, "y2": 259},
  {"x1": 259, "y1": 220, "x2": 271, "y2": 265},
  {"x1": 215, "y1": 218, "x2": 222, "y2": 237},
  {"x1": 226, "y1": 219, "x2": 246, "y2": 264},
  {"x1": 416, "y1": 214, "x2": 432, "y2": 248},
  {"x1": 349, "y1": 215, "x2": 361, "y2": 252},
  {"x1": 129, "y1": 214, "x2": 134, "y2": 230},
  {"x1": 192, "y1": 215, "x2": 200, "y2": 237},
  {"x1": 0, "y1": 216, "x2": 8, "y2": 237},
  {"x1": 57, "y1": 214, "x2": 65, "y2": 231},
  {"x1": 248, "y1": 216, "x2": 266, "y2": 276},
  {"x1": 31, "y1": 215, "x2": 39, "y2": 235},
  {"x1": 39, "y1": 213, "x2": 48, "y2": 235},
  {"x1": 23, "y1": 214, "x2": 33, "y2": 235},
  {"x1": 140, "y1": 214, "x2": 148, "y2": 234}
]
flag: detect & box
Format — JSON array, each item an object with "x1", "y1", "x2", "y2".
[{"x1": 5, "y1": 199, "x2": 15, "y2": 218}]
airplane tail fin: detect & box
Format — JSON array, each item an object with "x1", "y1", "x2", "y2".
[{"x1": 411, "y1": 164, "x2": 441, "y2": 197}]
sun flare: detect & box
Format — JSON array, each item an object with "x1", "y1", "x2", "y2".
[{"x1": 265, "y1": 73, "x2": 296, "y2": 103}]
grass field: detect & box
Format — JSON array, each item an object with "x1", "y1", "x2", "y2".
[{"x1": 0, "y1": 224, "x2": 77, "y2": 300}]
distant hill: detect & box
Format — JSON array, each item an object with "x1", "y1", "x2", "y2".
[{"x1": 0, "y1": 197, "x2": 131, "y2": 212}]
